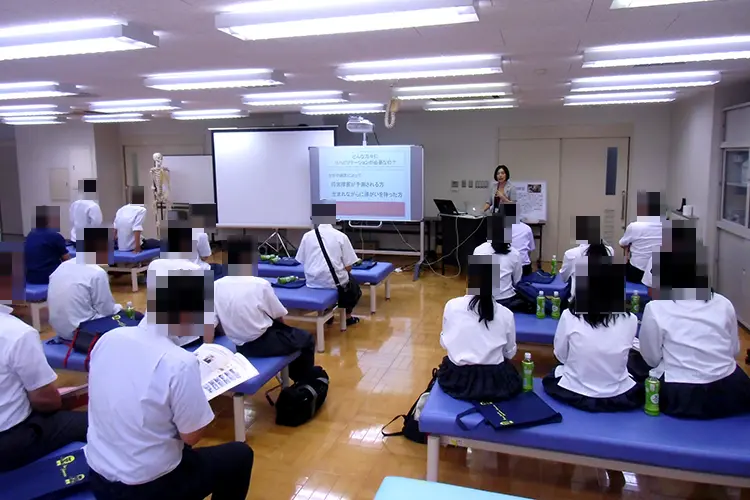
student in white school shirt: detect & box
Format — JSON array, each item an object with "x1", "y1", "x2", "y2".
[
  {"x1": 633, "y1": 230, "x2": 750, "y2": 419},
  {"x1": 85, "y1": 271, "x2": 253, "y2": 500},
  {"x1": 214, "y1": 236, "x2": 316, "y2": 382},
  {"x1": 511, "y1": 220, "x2": 535, "y2": 276},
  {"x1": 437, "y1": 256, "x2": 521, "y2": 401},
  {"x1": 0, "y1": 245, "x2": 87, "y2": 472},
  {"x1": 49, "y1": 228, "x2": 123, "y2": 341},
  {"x1": 543, "y1": 257, "x2": 644, "y2": 412},
  {"x1": 113, "y1": 186, "x2": 159, "y2": 253},
  {"x1": 560, "y1": 216, "x2": 615, "y2": 300},
  {"x1": 296, "y1": 202, "x2": 361, "y2": 326},
  {"x1": 68, "y1": 179, "x2": 103, "y2": 245},
  {"x1": 619, "y1": 191, "x2": 663, "y2": 284}
]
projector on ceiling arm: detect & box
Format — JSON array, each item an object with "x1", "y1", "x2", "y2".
[{"x1": 346, "y1": 116, "x2": 374, "y2": 145}]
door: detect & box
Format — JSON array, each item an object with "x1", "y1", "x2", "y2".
[
  {"x1": 558, "y1": 138, "x2": 630, "y2": 253},
  {"x1": 498, "y1": 139, "x2": 561, "y2": 262},
  {"x1": 123, "y1": 145, "x2": 204, "y2": 238}
]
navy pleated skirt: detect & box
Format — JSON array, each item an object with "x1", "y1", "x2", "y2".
[
  {"x1": 542, "y1": 369, "x2": 644, "y2": 413},
  {"x1": 436, "y1": 356, "x2": 522, "y2": 402}
]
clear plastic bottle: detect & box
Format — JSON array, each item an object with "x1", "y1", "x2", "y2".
[{"x1": 522, "y1": 353, "x2": 534, "y2": 392}]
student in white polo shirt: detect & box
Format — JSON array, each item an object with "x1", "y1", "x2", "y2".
[
  {"x1": 560, "y1": 216, "x2": 614, "y2": 299},
  {"x1": 543, "y1": 257, "x2": 643, "y2": 412},
  {"x1": 48, "y1": 228, "x2": 122, "y2": 341},
  {"x1": 85, "y1": 271, "x2": 253, "y2": 499},
  {"x1": 437, "y1": 255, "x2": 520, "y2": 401},
  {"x1": 0, "y1": 245, "x2": 87, "y2": 472},
  {"x1": 296, "y1": 202, "x2": 361, "y2": 326},
  {"x1": 215, "y1": 236, "x2": 315, "y2": 381},
  {"x1": 68, "y1": 179, "x2": 103, "y2": 245},
  {"x1": 619, "y1": 191, "x2": 663, "y2": 284},
  {"x1": 511, "y1": 220, "x2": 535, "y2": 276},
  {"x1": 113, "y1": 186, "x2": 160, "y2": 253},
  {"x1": 636, "y1": 226, "x2": 750, "y2": 419}
]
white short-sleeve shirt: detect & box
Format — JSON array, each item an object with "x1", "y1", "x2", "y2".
[
  {"x1": 296, "y1": 224, "x2": 359, "y2": 289},
  {"x1": 440, "y1": 295, "x2": 517, "y2": 365},
  {"x1": 642, "y1": 256, "x2": 653, "y2": 287},
  {"x1": 85, "y1": 324, "x2": 215, "y2": 485},
  {"x1": 553, "y1": 310, "x2": 638, "y2": 398},
  {"x1": 192, "y1": 229, "x2": 211, "y2": 271},
  {"x1": 472, "y1": 242, "x2": 522, "y2": 300},
  {"x1": 559, "y1": 243, "x2": 615, "y2": 298},
  {"x1": 619, "y1": 217, "x2": 662, "y2": 271},
  {"x1": 69, "y1": 199, "x2": 103, "y2": 242},
  {"x1": 214, "y1": 276, "x2": 288, "y2": 345},
  {"x1": 0, "y1": 305, "x2": 58, "y2": 432},
  {"x1": 511, "y1": 222, "x2": 535, "y2": 266},
  {"x1": 49, "y1": 258, "x2": 122, "y2": 340},
  {"x1": 639, "y1": 293, "x2": 739, "y2": 384},
  {"x1": 114, "y1": 204, "x2": 147, "y2": 252}
]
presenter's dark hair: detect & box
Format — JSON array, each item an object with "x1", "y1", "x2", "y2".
[
  {"x1": 467, "y1": 258, "x2": 495, "y2": 327},
  {"x1": 494, "y1": 165, "x2": 510, "y2": 182}
]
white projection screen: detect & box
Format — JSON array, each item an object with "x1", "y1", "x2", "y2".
[{"x1": 211, "y1": 127, "x2": 336, "y2": 228}]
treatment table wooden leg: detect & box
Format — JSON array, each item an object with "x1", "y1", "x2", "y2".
[
  {"x1": 385, "y1": 278, "x2": 391, "y2": 300},
  {"x1": 316, "y1": 315, "x2": 325, "y2": 353},
  {"x1": 339, "y1": 309, "x2": 347, "y2": 332},
  {"x1": 233, "y1": 393, "x2": 245, "y2": 442},
  {"x1": 280, "y1": 366, "x2": 291, "y2": 388},
  {"x1": 30, "y1": 302, "x2": 43, "y2": 331},
  {"x1": 369, "y1": 284, "x2": 377, "y2": 314},
  {"x1": 426, "y1": 435, "x2": 440, "y2": 481},
  {"x1": 130, "y1": 269, "x2": 139, "y2": 292}
]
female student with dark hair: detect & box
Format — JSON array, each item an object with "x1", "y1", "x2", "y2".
[
  {"x1": 437, "y1": 255, "x2": 521, "y2": 401},
  {"x1": 543, "y1": 245, "x2": 643, "y2": 412},
  {"x1": 636, "y1": 227, "x2": 750, "y2": 419}
]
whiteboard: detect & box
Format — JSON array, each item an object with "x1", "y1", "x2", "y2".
[
  {"x1": 163, "y1": 155, "x2": 215, "y2": 204},
  {"x1": 212, "y1": 128, "x2": 336, "y2": 228}
]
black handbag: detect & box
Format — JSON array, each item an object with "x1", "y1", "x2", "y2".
[
  {"x1": 381, "y1": 369, "x2": 438, "y2": 444},
  {"x1": 265, "y1": 366, "x2": 329, "y2": 427},
  {"x1": 313, "y1": 226, "x2": 362, "y2": 311},
  {"x1": 64, "y1": 312, "x2": 143, "y2": 371}
]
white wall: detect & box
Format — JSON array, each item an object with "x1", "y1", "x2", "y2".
[
  {"x1": 0, "y1": 125, "x2": 22, "y2": 239},
  {"x1": 93, "y1": 124, "x2": 126, "y2": 224}
]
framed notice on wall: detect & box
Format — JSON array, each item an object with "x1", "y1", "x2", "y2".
[{"x1": 515, "y1": 181, "x2": 547, "y2": 222}]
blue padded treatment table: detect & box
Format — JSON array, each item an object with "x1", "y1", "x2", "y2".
[
  {"x1": 105, "y1": 247, "x2": 161, "y2": 293},
  {"x1": 24, "y1": 283, "x2": 47, "y2": 302},
  {"x1": 514, "y1": 313, "x2": 557, "y2": 345},
  {"x1": 374, "y1": 477, "x2": 531, "y2": 500},
  {"x1": 258, "y1": 261, "x2": 395, "y2": 314},
  {"x1": 24, "y1": 283, "x2": 49, "y2": 332},
  {"x1": 419, "y1": 380, "x2": 750, "y2": 487}
]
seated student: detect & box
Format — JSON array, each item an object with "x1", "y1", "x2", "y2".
[
  {"x1": 49, "y1": 228, "x2": 122, "y2": 341},
  {"x1": 437, "y1": 255, "x2": 521, "y2": 401},
  {"x1": 511, "y1": 219, "x2": 535, "y2": 276},
  {"x1": 69, "y1": 179, "x2": 103, "y2": 245},
  {"x1": 559, "y1": 215, "x2": 614, "y2": 298},
  {"x1": 635, "y1": 227, "x2": 750, "y2": 420},
  {"x1": 24, "y1": 205, "x2": 71, "y2": 285},
  {"x1": 113, "y1": 186, "x2": 159, "y2": 253},
  {"x1": 619, "y1": 190, "x2": 663, "y2": 284},
  {"x1": 0, "y1": 245, "x2": 87, "y2": 472},
  {"x1": 296, "y1": 202, "x2": 361, "y2": 326},
  {"x1": 214, "y1": 236, "x2": 315, "y2": 381},
  {"x1": 189, "y1": 204, "x2": 227, "y2": 280},
  {"x1": 543, "y1": 251, "x2": 643, "y2": 412},
  {"x1": 473, "y1": 212, "x2": 527, "y2": 313},
  {"x1": 85, "y1": 270, "x2": 254, "y2": 499}
]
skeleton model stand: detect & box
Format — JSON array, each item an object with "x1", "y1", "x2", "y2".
[{"x1": 150, "y1": 153, "x2": 171, "y2": 238}]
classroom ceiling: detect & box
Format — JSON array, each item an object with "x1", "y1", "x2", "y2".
[{"x1": 1, "y1": 0, "x2": 750, "y2": 114}]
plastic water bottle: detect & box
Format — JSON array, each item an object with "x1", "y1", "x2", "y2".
[
  {"x1": 522, "y1": 353, "x2": 534, "y2": 392},
  {"x1": 536, "y1": 291, "x2": 546, "y2": 319},
  {"x1": 631, "y1": 291, "x2": 641, "y2": 314},
  {"x1": 645, "y1": 377, "x2": 660, "y2": 416},
  {"x1": 278, "y1": 276, "x2": 297, "y2": 284},
  {"x1": 124, "y1": 301, "x2": 135, "y2": 320},
  {"x1": 551, "y1": 291, "x2": 561, "y2": 319},
  {"x1": 551, "y1": 254, "x2": 558, "y2": 275}
]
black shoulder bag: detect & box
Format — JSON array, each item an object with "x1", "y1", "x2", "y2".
[
  {"x1": 381, "y1": 369, "x2": 438, "y2": 444},
  {"x1": 314, "y1": 226, "x2": 362, "y2": 311}
]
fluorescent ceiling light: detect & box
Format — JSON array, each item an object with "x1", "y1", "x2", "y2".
[
  {"x1": 424, "y1": 98, "x2": 517, "y2": 111},
  {"x1": 564, "y1": 91, "x2": 676, "y2": 105},
  {"x1": 583, "y1": 35, "x2": 750, "y2": 68},
  {"x1": 0, "y1": 104, "x2": 66, "y2": 117},
  {"x1": 0, "y1": 20, "x2": 158, "y2": 61},
  {"x1": 611, "y1": 0, "x2": 716, "y2": 8},
  {"x1": 89, "y1": 99, "x2": 181, "y2": 113},
  {"x1": 0, "y1": 81, "x2": 79, "y2": 100},
  {"x1": 144, "y1": 69, "x2": 285, "y2": 91},
  {"x1": 301, "y1": 103, "x2": 385, "y2": 115},
  {"x1": 82, "y1": 113, "x2": 149, "y2": 123},
  {"x1": 3, "y1": 115, "x2": 63, "y2": 125},
  {"x1": 337, "y1": 54, "x2": 502, "y2": 82},
  {"x1": 570, "y1": 70, "x2": 721, "y2": 92},
  {"x1": 243, "y1": 91, "x2": 349, "y2": 106},
  {"x1": 395, "y1": 82, "x2": 511, "y2": 100},
  {"x1": 216, "y1": 0, "x2": 478, "y2": 41},
  {"x1": 172, "y1": 109, "x2": 246, "y2": 120}
]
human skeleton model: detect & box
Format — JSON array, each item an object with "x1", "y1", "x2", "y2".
[{"x1": 150, "y1": 152, "x2": 171, "y2": 238}]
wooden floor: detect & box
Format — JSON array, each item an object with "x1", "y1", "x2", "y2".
[{"x1": 17, "y1": 259, "x2": 750, "y2": 500}]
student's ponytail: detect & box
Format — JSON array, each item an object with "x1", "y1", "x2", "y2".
[
  {"x1": 491, "y1": 240, "x2": 511, "y2": 255},
  {"x1": 467, "y1": 260, "x2": 495, "y2": 327},
  {"x1": 585, "y1": 240, "x2": 610, "y2": 258}
]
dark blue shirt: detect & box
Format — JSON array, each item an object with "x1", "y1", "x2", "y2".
[{"x1": 24, "y1": 228, "x2": 69, "y2": 285}]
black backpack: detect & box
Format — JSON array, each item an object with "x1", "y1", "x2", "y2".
[
  {"x1": 381, "y1": 369, "x2": 437, "y2": 444},
  {"x1": 266, "y1": 366, "x2": 329, "y2": 427}
]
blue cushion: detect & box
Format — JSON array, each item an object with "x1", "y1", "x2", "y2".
[
  {"x1": 111, "y1": 247, "x2": 160, "y2": 264},
  {"x1": 375, "y1": 477, "x2": 531, "y2": 500},
  {"x1": 24, "y1": 283, "x2": 48, "y2": 302},
  {"x1": 514, "y1": 313, "x2": 557, "y2": 344},
  {"x1": 264, "y1": 278, "x2": 338, "y2": 311},
  {"x1": 419, "y1": 381, "x2": 750, "y2": 478},
  {"x1": 351, "y1": 262, "x2": 394, "y2": 285}
]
